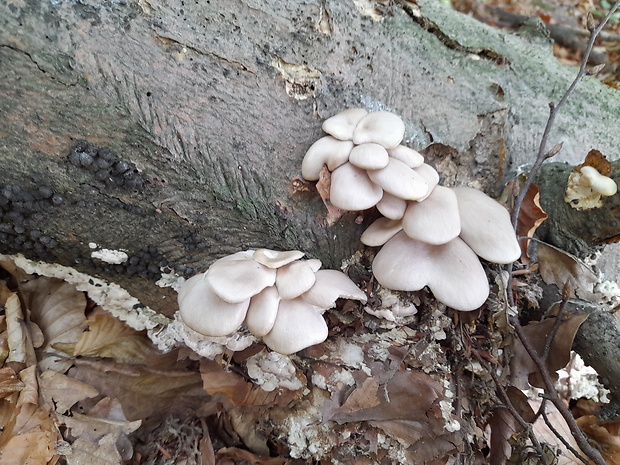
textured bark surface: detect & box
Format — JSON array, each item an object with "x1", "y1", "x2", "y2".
[{"x1": 2, "y1": 0, "x2": 620, "y2": 317}]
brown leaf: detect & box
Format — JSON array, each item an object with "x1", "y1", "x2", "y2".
[
  {"x1": 334, "y1": 377, "x2": 381, "y2": 415},
  {"x1": 578, "y1": 149, "x2": 612, "y2": 176},
  {"x1": 20, "y1": 277, "x2": 88, "y2": 372},
  {"x1": 316, "y1": 165, "x2": 344, "y2": 225},
  {"x1": 537, "y1": 242, "x2": 597, "y2": 299},
  {"x1": 73, "y1": 308, "x2": 158, "y2": 364},
  {"x1": 214, "y1": 447, "x2": 288, "y2": 465},
  {"x1": 516, "y1": 184, "x2": 547, "y2": 261},
  {"x1": 510, "y1": 313, "x2": 589, "y2": 389},
  {"x1": 577, "y1": 416, "x2": 620, "y2": 465},
  {"x1": 39, "y1": 370, "x2": 99, "y2": 415}
]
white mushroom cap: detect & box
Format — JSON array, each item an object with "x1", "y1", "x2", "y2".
[
  {"x1": 360, "y1": 217, "x2": 403, "y2": 247},
  {"x1": 452, "y1": 186, "x2": 521, "y2": 264},
  {"x1": 206, "y1": 254, "x2": 276, "y2": 303},
  {"x1": 372, "y1": 231, "x2": 489, "y2": 311},
  {"x1": 245, "y1": 286, "x2": 280, "y2": 337},
  {"x1": 322, "y1": 108, "x2": 368, "y2": 141},
  {"x1": 262, "y1": 299, "x2": 329, "y2": 355},
  {"x1": 348, "y1": 143, "x2": 390, "y2": 170},
  {"x1": 178, "y1": 274, "x2": 251, "y2": 336},
  {"x1": 352, "y1": 111, "x2": 406, "y2": 149},
  {"x1": 580, "y1": 166, "x2": 617, "y2": 196},
  {"x1": 387, "y1": 146, "x2": 425, "y2": 168},
  {"x1": 376, "y1": 192, "x2": 408, "y2": 220},
  {"x1": 301, "y1": 269, "x2": 367, "y2": 308},
  {"x1": 302, "y1": 136, "x2": 353, "y2": 181},
  {"x1": 276, "y1": 260, "x2": 318, "y2": 299},
  {"x1": 401, "y1": 185, "x2": 460, "y2": 245},
  {"x1": 253, "y1": 249, "x2": 305, "y2": 268},
  {"x1": 330, "y1": 162, "x2": 383, "y2": 211},
  {"x1": 367, "y1": 157, "x2": 429, "y2": 201},
  {"x1": 413, "y1": 163, "x2": 440, "y2": 201}
]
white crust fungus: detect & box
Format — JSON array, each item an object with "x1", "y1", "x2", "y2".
[{"x1": 177, "y1": 249, "x2": 367, "y2": 355}]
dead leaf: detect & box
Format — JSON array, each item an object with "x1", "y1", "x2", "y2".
[
  {"x1": 510, "y1": 314, "x2": 589, "y2": 389},
  {"x1": 4, "y1": 294, "x2": 31, "y2": 366},
  {"x1": 578, "y1": 149, "x2": 612, "y2": 176},
  {"x1": 516, "y1": 184, "x2": 547, "y2": 261},
  {"x1": 213, "y1": 447, "x2": 288, "y2": 465},
  {"x1": 334, "y1": 377, "x2": 381, "y2": 414},
  {"x1": 577, "y1": 415, "x2": 620, "y2": 465},
  {"x1": 316, "y1": 165, "x2": 344, "y2": 225},
  {"x1": 20, "y1": 277, "x2": 88, "y2": 372},
  {"x1": 73, "y1": 308, "x2": 158, "y2": 364},
  {"x1": 537, "y1": 242, "x2": 597, "y2": 299},
  {"x1": 39, "y1": 370, "x2": 99, "y2": 415}
]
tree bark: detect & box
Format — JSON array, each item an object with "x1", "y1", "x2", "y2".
[{"x1": 2, "y1": 0, "x2": 620, "y2": 318}]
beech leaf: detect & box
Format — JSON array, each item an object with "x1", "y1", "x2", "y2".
[{"x1": 537, "y1": 242, "x2": 597, "y2": 299}]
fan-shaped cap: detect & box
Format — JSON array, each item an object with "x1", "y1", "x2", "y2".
[
  {"x1": 413, "y1": 163, "x2": 440, "y2": 201},
  {"x1": 206, "y1": 255, "x2": 276, "y2": 303},
  {"x1": 301, "y1": 269, "x2": 367, "y2": 309},
  {"x1": 276, "y1": 260, "x2": 318, "y2": 300},
  {"x1": 360, "y1": 217, "x2": 403, "y2": 247},
  {"x1": 452, "y1": 186, "x2": 521, "y2": 264},
  {"x1": 372, "y1": 231, "x2": 489, "y2": 311},
  {"x1": 302, "y1": 136, "x2": 353, "y2": 181},
  {"x1": 253, "y1": 249, "x2": 305, "y2": 268},
  {"x1": 330, "y1": 162, "x2": 383, "y2": 211},
  {"x1": 376, "y1": 192, "x2": 408, "y2": 220},
  {"x1": 245, "y1": 286, "x2": 281, "y2": 337},
  {"x1": 352, "y1": 111, "x2": 405, "y2": 149},
  {"x1": 387, "y1": 146, "x2": 424, "y2": 168},
  {"x1": 401, "y1": 185, "x2": 460, "y2": 245},
  {"x1": 367, "y1": 158, "x2": 429, "y2": 201},
  {"x1": 178, "y1": 274, "x2": 250, "y2": 336},
  {"x1": 262, "y1": 299, "x2": 329, "y2": 355},
  {"x1": 322, "y1": 108, "x2": 368, "y2": 141},
  {"x1": 348, "y1": 143, "x2": 390, "y2": 170}
]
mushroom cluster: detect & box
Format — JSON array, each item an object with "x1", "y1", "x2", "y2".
[
  {"x1": 178, "y1": 249, "x2": 367, "y2": 355},
  {"x1": 564, "y1": 165, "x2": 618, "y2": 211},
  {"x1": 303, "y1": 109, "x2": 521, "y2": 311}
]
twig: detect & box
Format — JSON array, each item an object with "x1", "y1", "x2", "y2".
[
  {"x1": 512, "y1": 318, "x2": 607, "y2": 465},
  {"x1": 541, "y1": 281, "x2": 571, "y2": 363},
  {"x1": 541, "y1": 410, "x2": 589, "y2": 465},
  {"x1": 510, "y1": 1, "x2": 620, "y2": 230}
]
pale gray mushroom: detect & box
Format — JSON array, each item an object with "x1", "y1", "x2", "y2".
[
  {"x1": 330, "y1": 162, "x2": 383, "y2": 211},
  {"x1": 262, "y1": 299, "x2": 329, "y2": 355},
  {"x1": 387, "y1": 145, "x2": 425, "y2": 168},
  {"x1": 360, "y1": 217, "x2": 403, "y2": 247},
  {"x1": 322, "y1": 108, "x2": 368, "y2": 141},
  {"x1": 580, "y1": 166, "x2": 617, "y2": 196},
  {"x1": 452, "y1": 187, "x2": 521, "y2": 264},
  {"x1": 178, "y1": 274, "x2": 251, "y2": 337},
  {"x1": 367, "y1": 157, "x2": 429, "y2": 201},
  {"x1": 352, "y1": 111, "x2": 406, "y2": 149},
  {"x1": 372, "y1": 231, "x2": 490, "y2": 311},
  {"x1": 401, "y1": 185, "x2": 460, "y2": 245},
  {"x1": 205, "y1": 253, "x2": 276, "y2": 304},
  {"x1": 244, "y1": 286, "x2": 281, "y2": 337},
  {"x1": 348, "y1": 143, "x2": 390, "y2": 170},
  {"x1": 413, "y1": 163, "x2": 440, "y2": 201},
  {"x1": 301, "y1": 269, "x2": 367, "y2": 308},
  {"x1": 376, "y1": 191, "x2": 408, "y2": 220},
  {"x1": 301, "y1": 136, "x2": 353, "y2": 181},
  {"x1": 253, "y1": 249, "x2": 305, "y2": 268},
  {"x1": 275, "y1": 259, "x2": 320, "y2": 299}
]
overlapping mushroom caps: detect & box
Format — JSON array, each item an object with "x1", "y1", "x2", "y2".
[
  {"x1": 178, "y1": 249, "x2": 367, "y2": 355},
  {"x1": 302, "y1": 109, "x2": 429, "y2": 211},
  {"x1": 303, "y1": 108, "x2": 520, "y2": 311}
]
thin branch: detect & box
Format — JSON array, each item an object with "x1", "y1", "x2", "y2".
[
  {"x1": 541, "y1": 410, "x2": 590, "y2": 465},
  {"x1": 512, "y1": 318, "x2": 607, "y2": 465},
  {"x1": 541, "y1": 282, "x2": 571, "y2": 363}
]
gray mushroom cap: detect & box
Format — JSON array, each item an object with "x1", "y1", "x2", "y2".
[
  {"x1": 372, "y1": 231, "x2": 489, "y2": 311},
  {"x1": 253, "y1": 249, "x2": 305, "y2": 268},
  {"x1": 322, "y1": 108, "x2": 368, "y2": 141},
  {"x1": 387, "y1": 145, "x2": 425, "y2": 168},
  {"x1": 262, "y1": 299, "x2": 329, "y2": 355},
  {"x1": 205, "y1": 254, "x2": 276, "y2": 303},
  {"x1": 178, "y1": 274, "x2": 251, "y2": 337},
  {"x1": 401, "y1": 185, "x2": 461, "y2": 245},
  {"x1": 352, "y1": 111, "x2": 406, "y2": 149},
  {"x1": 245, "y1": 286, "x2": 281, "y2": 337},
  {"x1": 376, "y1": 192, "x2": 408, "y2": 220},
  {"x1": 301, "y1": 136, "x2": 353, "y2": 181},
  {"x1": 348, "y1": 143, "x2": 390, "y2": 170},
  {"x1": 330, "y1": 162, "x2": 384, "y2": 211},
  {"x1": 276, "y1": 259, "x2": 319, "y2": 300},
  {"x1": 301, "y1": 269, "x2": 367, "y2": 308},
  {"x1": 360, "y1": 217, "x2": 403, "y2": 247},
  {"x1": 367, "y1": 157, "x2": 429, "y2": 201},
  {"x1": 452, "y1": 186, "x2": 521, "y2": 264}
]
